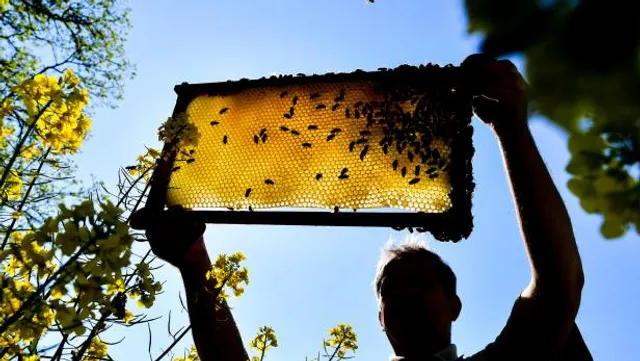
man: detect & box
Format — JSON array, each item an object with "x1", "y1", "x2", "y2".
[{"x1": 138, "y1": 54, "x2": 591, "y2": 361}]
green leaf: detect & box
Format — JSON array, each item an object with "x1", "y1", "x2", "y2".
[
  {"x1": 601, "y1": 217, "x2": 626, "y2": 239},
  {"x1": 580, "y1": 197, "x2": 599, "y2": 214},
  {"x1": 593, "y1": 175, "x2": 620, "y2": 194},
  {"x1": 567, "y1": 178, "x2": 593, "y2": 197}
]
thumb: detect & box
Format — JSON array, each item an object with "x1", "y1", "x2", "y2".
[{"x1": 471, "y1": 94, "x2": 502, "y2": 125}]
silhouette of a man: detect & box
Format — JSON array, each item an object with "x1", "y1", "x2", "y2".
[{"x1": 139, "y1": 55, "x2": 591, "y2": 361}]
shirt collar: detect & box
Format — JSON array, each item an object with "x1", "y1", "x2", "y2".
[{"x1": 390, "y1": 344, "x2": 458, "y2": 361}]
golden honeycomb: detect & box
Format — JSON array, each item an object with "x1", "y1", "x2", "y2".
[{"x1": 165, "y1": 78, "x2": 459, "y2": 213}]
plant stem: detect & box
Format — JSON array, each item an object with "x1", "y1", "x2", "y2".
[
  {"x1": 0, "y1": 100, "x2": 52, "y2": 196},
  {"x1": 1, "y1": 147, "x2": 51, "y2": 250}
]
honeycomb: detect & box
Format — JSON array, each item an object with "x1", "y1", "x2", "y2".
[{"x1": 165, "y1": 71, "x2": 467, "y2": 214}]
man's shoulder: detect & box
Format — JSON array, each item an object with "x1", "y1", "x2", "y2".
[{"x1": 458, "y1": 342, "x2": 497, "y2": 361}]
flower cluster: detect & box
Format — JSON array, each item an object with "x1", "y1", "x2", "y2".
[
  {"x1": 172, "y1": 345, "x2": 201, "y2": 361},
  {"x1": 126, "y1": 147, "x2": 161, "y2": 180},
  {"x1": 0, "y1": 199, "x2": 159, "y2": 359},
  {"x1": 12, "y1": 69, "x2": 92, "y2": 154},
  {"x1": 324, "y1": 324, "x2": 358, "y2": 360},
  {"x1": 205, "y1": 252, "x2": 250, "y2": 302},
  {"x1": 158, "y1": 112, "x2": 200, "y2": 149},
  {"x1": 249, "y1": 326, "x2": 279, "y2": 361}
]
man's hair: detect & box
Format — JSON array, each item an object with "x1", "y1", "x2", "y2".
[{"x1": 373, "y1": 236, "x2": 457, "y2": 299}]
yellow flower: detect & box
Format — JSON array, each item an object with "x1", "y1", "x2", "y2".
[
  {"x1": 85, "y1": 337, "x2": 108, "y2": 360},
  {"x1": 249, "y1": 326, "x2": 278, "y2": 353},
  {"x1": 122, "y1": 310, "x2": 134, "y2": 324},
  {"x1": 50, "y1": 286, "x2": 65, "y2": 300},
  {"x1": 62, "y1": 69, "x2": 80, "y2": 88},
  {"x1": 4, "y1": 256, "x2": 22, "y2": 276}
]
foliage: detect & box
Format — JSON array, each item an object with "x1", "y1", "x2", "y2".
[
  {"x1": 0, "y1": 0, "x2": 133, "y2": 105},
  {"x1": 464, "y1": 0, "x2": 640, "y2": 239},
  {"x1": 0, "y1": 71, "x2": 162, "y2": 360}
]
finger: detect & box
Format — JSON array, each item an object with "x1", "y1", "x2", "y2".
[
  {"x1": 130, "y1": 207, "x2": 153, "y2": 230},
  {"x1": 461, "y1": 53, "x2": 496, "y2": 70},
  {"x1": 497, "y1": 59, "x2": 519, "y2": 74}
]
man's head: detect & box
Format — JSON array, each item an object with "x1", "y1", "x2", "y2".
[{"x1": 374, "y1": 238, "x2": 461, "y2": 356}]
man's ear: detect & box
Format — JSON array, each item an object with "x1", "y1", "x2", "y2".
[
  {"x1": 378, "y1": 309, "x2": 385, "y2": 331},
  {"x1": 449, "y1": 294, "x2": 462, "y2": 322}
]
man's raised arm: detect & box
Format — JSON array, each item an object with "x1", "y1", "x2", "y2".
[
  {"x1": 134, "y1": 206, "x2": 249, "y2": 361},
  {"x1": 462, "y1": 55, "x2": 588, "y2": 360}
]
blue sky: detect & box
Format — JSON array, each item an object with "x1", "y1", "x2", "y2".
[{"x1": 74, "y1": 1, "x2": 639, "y2": 360}]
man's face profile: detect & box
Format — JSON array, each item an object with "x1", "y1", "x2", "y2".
[{"x1": 377, "y1": 255, "x2": 461, "y2": 352}]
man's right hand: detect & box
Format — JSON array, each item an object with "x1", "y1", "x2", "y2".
[{"x1": 131, "y1": 205, "x2": 207, "y2": 269}]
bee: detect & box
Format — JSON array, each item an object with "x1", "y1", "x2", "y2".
[
  {"x1": 245, "y1": 188, "x2": 252, "y2": 197},
  {"x1": 354, "y1": 101, "x2": 363, "y2": 108},
  {"x1": 315, "y1": 173, "x2": 323, "y2": 181},
  {"x1": 354, "y1": 109, "x2": 360, "y2": 119},
  {"x1": 302, "y1": 142, "x2": 312, "y2": 148},
  {"x1": 333, "y1": 206, "x2": 340, "y2": 213},
  {"x1": 265, "y1": 179, "x2": 275, "y2": 185},
  {"x1": 327, "y1": 133, "x2": 336, "y2": 141},
  {"x1": 383, "y1": 144, "x2": 389, "y2": 154},
  {"x1": 172, "y1": 166, "x2": 181, "y2": 172},
  {"x1": 291, "y1": 130, "x2": 300, "y2": 136},
  {"x1": 289, "y1": 107, "x2": 295, "y2": 116},
  {"x1": 432, "y1": 149, "x2": 441, "y2": 160},
  {"x1": 359, "y1": 145, "x2": 369, "y2": 161},
  {"x1": 307, "y1": 125, "x2": 318, "y2": 130},
  {"x1": 261, "y1": 133, "x2": 268, "y2": 143},
  {"x1": 280, "y1": 90, "x2": 289, "y2": 98},
  {"x1": 415, "y1": 165, "x2": 421, "y2": 176},
  {"x1": 292, "y1": 96, "x2": 298, "y2": 105},
  {"x1": 284, "y1": 113, "x2": 292, "y2": 119},
  {"x1": 392, "y1": 159, "x2": 399, "y2": 170},
  {"x1": 429, "y1": 173, "x2": 439, "y2": 179},
  {"x1": 249, "y1": 205, "x2": 254, "y2": 212},
  {"x1": 259, "y1": 128, "x2": 267, "y2": 136},
  {"x1": 280, "y1": 125, "x2": 290, "y2": 132},
  {"x1": 345, "y1": 108, "x2": 351, "y2": 118},
  {"x1": 219, "y1": 107, "x2": 229, "y2": 115},
  {"x1": 356, "y1": 138, "x2": 368, "y2": 144},
  {"x1": 223, "y1": 135, "x2": 228, "y2": 144},
  {"x1": 189, "y1": 149, "x2": 196, "y2": 155},
  {"x1": 338, "y1": 172, "x2": 349, "y2": 180},
  {"x1": 210, "y1": 121, "x2": 220, "y2": 126},
  {"x1": 316, "y1": 104, "x2": 326, "y2": 110},
  {"x1": 330, "y1": 128, "x2": 341, "y2": 134},
  {"x1": 408, "y1": 151, "x2": 414, "y2": 162},
  {"x1": 331, "y1": 103, "x2": 340, "y2": 111},
  {"x1": 366, "y1": 117, "x2": 375, "y2": 128},
  {"x1": 253, "y1": 135, "x2": 259, "y2": 144},
  {"x1": 310, "y1": 92, "x2": 320, "y2": 100},
  {"x1": 359, "y1": 130, "x2": 371, "y2": 136},
  {"x1": 349, "y1": 141, "x2": 356, "y2": 152},
  {"x1": 335, "y1": 89, "x2": 345, "y2": 102},
  {"x1": 227, "y1": 207, "x2": 234, "y2": 211},
  {"x1": 187, "y1": 158, "x2": 195, "y2": 164},
  {"x1": 409, "y1": 177, "x2": 421, "y2": 185},
  {"x1": 401, "y1": 167, "x2": 407, "y2": 177}
]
